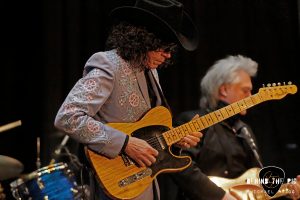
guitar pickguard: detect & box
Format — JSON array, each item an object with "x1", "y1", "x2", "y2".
[{"x1": 131, "y1": 125, "x2": 191, "y2": 176}]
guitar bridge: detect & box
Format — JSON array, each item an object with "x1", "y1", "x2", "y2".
[{"x1": 118, "y1": 168, "x2": 152, "y2": 187}]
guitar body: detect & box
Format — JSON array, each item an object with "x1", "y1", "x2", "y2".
[
  {"x1": 209, "y1": 168, "x2": 261, "y2": 191},
  {"x1": 85, "y1": 106, "x2": 191, "y2": 199},
  {"x1": 209, "y1": 168, "x2": 293, "y2": 200}
]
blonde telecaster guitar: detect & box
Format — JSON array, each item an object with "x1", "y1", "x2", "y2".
[
  {"x1": 85, "y1": 83, "x2": 297, "y2": 199},
  {"x1": 209, "y1": 168, "x2": 297, "y2": 200}
]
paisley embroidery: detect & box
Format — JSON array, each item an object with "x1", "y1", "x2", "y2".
[
  {"x1": 83, "y1": 79, "x2": 97, "y2": 91},
  {"x1": 63, "y1": 104, "x2": 77, "y2": 114},
  {"x1": 87, "y1": 119, "x2": 101, "y2": 133},
  {"x1": 129, "y1": 92, "x2": 140, "y2": 107},
  {"x1": 105, "y1": 51, "x2": 148, "y2": 121},
  {"x1": 122, "y1": 65, "x2": 132, "y2": 75}
]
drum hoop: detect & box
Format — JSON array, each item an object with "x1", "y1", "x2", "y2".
[
  {"x1": 37, "y1": 162, "x2": 67, "y2": 174},
  {"x1": 10, "y1": 162, "x2": 68, "y2": 187}
]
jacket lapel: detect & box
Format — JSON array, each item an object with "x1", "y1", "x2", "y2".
[{"x1": 135, "y1": 70, "x2": 151, "y2": 107}]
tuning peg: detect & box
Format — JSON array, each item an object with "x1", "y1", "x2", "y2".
[
  {"x1": 288, "y1": 81, "x2": 292, "y2": 85},
  {"x1": 277, "y1": 82, "x2": 281, "y2": 86},
  {"x1": 267, "y1": 83, "x2": 271, "y2": 87},
  {"x1": 262, "y1": 84, "x2": 265, "y2": 87},
  {"x1": 283, "y1": 82, "x2": 286, "y2": 85},
  {"x1": 272, "y1": 83, "x2": 276, "y2": 86}
]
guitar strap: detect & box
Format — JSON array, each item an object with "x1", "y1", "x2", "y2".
[
  {"x1": 146, "y1": 69, "x2": 171, "y2": 111},
  {"x1": 145, "y1": 69, "x2": 168, "y2": 200}
]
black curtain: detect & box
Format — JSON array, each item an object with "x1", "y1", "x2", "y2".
[{"x1": 1, "y1": 0, "x2": 299, "y2": 195}]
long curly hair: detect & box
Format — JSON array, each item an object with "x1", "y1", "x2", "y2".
[{"x1": 105, "y1": 21, "x2": 176, "y2": 70}]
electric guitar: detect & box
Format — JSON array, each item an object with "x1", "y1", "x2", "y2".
[
  {"x1": 209, "y1": 167, "x2": 298, "y2": 200},
  {"x1": 85, "y1": 83, "x2": 297, "y2": 199}
]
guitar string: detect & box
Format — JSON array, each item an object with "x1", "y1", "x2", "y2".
[{"x1": 143, "y1": 127, "x2": 188, "y2": 146}]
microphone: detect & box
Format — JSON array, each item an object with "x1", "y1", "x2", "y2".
[
  {"x1": 50, "y1": 135, "x2": 70, "y2": 164},
  {"x1": 239, "y1": 127, "x2": 263, "y2": 168}
]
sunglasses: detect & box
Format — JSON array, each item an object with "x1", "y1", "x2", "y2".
[{"x1": 160, "y1": 43, "x2": 177, "y2": 53}]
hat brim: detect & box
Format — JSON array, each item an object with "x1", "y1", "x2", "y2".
[{"x1": 109, "y1": 6, "x2": 199, "y2": 51}]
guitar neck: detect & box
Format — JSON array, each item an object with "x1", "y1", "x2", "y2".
[
  {"x1": 162, "y1": 83, "x2": 297, "y2": 145},
  {"x1": 163, "y1": 92, "x2": 265, "y2": 146}
]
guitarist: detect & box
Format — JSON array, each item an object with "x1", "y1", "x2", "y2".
[
  {"x1": 164, "y1": 55, "x2": 300, "y2": 199},
  {"x1": 54, "y1": 0, "x2": 235, "y2": 200}
]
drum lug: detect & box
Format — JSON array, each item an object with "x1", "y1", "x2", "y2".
[{"x1": 37, "y1": 177, "x2": 45, "y2": 190}]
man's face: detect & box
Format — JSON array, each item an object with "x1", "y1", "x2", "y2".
[
  {"x1": 219, "y1": 70, "x2": 253, "y2": 115},
  {"x1": 146, "y1": 49, "x2": 172, "y2": 69}
]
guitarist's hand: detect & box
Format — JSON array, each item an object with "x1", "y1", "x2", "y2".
[
  {"x1": 176, "y1": 131, "x2": 202, "y2": 148},
  {"x1": 125, "y1": 137, "x2": 158, "y2": 167},
  {"x1": 176, "y1": 114, "x2": 203, "y2": 148}
]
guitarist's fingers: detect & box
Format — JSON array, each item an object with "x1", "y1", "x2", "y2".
[
  {"x1": 149, "y1": 146, "x2": 159, "y2": 156},
  {"x1": 136, "y1": 160, "x2": 146, "y2": 167},
  {"x1": 138, "y1": 154, "x2": 157, "y2": 167},
  {"x1": 146, "y1": 155, "x2": 157, "y2": 165},
  {"x1": 192, "y1": 114, "x2": 200, "y2": 120},
  {"x1": 189, "y1": 131, "x2": 203, "y2": 138},
  {"x1": 125, "y1": 137, "x2": 158, "y2": 167},
  {"x1": 183, "y1": 132, "x2": 202, "y2": 147}
]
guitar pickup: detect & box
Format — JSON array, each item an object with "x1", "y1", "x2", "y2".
[
  {"x1": 121, "y1": 154, "x2": 135, "y2": 167},
  {"x1": 118, "y1": 168, "x2": 152, "y2": 187}
]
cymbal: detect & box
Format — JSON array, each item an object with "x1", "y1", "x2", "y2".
[{"x1": 0, "y1": 155, "x2": 24, "y2": 181}]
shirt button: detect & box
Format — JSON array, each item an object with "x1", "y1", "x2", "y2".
[{"x1": 224, "y1": 170, "x2": 229, "y2": 175}]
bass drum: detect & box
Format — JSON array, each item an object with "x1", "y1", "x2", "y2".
[{"x1": 10, "y1": 162, "x2": 81, "y2": 200}]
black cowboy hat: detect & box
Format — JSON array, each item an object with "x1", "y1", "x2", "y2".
[{"x1": 109, "y1": 0, "x2": 199, "y2": 51}]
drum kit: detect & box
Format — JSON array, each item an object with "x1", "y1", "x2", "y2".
[{"x1": 0, "y1": 121, "x2": 88, "y2": 200}]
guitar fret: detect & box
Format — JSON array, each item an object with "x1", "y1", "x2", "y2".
[
  {"x1": 220, "y1": 107, "x2": 229, "y2": 119},
  {"x1": 209, "y1": 112, "x2": 219, "y2": 123},
  {"x1": 250, "y1": 95, "x2": 258, "y2": 105},
  {"x1": 225, "y1": 106, "x2": 235, "y2": 116},
  {"x1": 196, "y1": 118, "x2": 205, "y2": 130},
  {"x1": 200, "y1": 116, "x2": 209, "y2": 129},
  {"x1": 257, "y1": 93, "x2": 264, "y2": 102},
  {"x1": 237, "y1": 100, "x2": 247, "y2": 111},
  {"x1": 173, "y1": 127, "x2": 183, "y2": 139},
  {"x1": 205, "y1": 115, "x2": 214, "y2": 126},
  {"x1": 164, "y1": 132, "x2": 171, "y2": 144},
  {"x1": 231, "y1": 102, "x2": 241, "y2": 113},
  {"x1": 177, "y1": 126, "x2": 188, "y2": 138},
  {"x1": 214, "y1": 110, "x2": 224, "y2": 121},
  {"x1": 185, "y1": 123, "x2": 193, "y2": 133},
  {"x1": 189, "y1": 120, "x2": 198, "y2": 132},
  {"x1": 171, "y1": 130, "x2": 179, "y2": 141},
  {"x1": 244, "y1": 96, "x2": 254, "y2": 108},
  {"x1": 192, "y1": 119, "x2": 201, "y2": 131},
  {"x1": 182, "y1": 125, "x2": 190, "y2": 135}
]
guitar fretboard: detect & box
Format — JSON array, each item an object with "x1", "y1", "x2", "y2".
[{"x1": 162, "y1": 83, "x2": 297, "y2": 146}]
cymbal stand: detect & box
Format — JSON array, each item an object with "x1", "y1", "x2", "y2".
[{"x1": 36, "y1": 137, "x2": 41, "y2": 169}]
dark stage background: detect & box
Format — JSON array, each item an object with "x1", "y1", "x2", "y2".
[{"x1": 1, "y1": 0, "x2": 300, "y2": 196}]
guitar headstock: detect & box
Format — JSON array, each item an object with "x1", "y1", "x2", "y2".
[{"x1": 258, "y1": 82, "x2": 297, "y2": 100}]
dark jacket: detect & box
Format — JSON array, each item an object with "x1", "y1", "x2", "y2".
[
  {"x1": 174, "y1": 102, "x2": 262, "y2": 178},
  {"x1": 159, "y1": 102, "x2": 262, "y2": 200}
]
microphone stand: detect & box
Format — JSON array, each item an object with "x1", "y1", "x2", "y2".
[
  {"x1": 239, "y1": 127, "x2": 263, "y2": 168},
  {"x1": 50, "y1": 135, "x2": 70, "y2": 165},
  {"x1": 36, "y1": 137, "x2": 41, "y2": 169}
]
